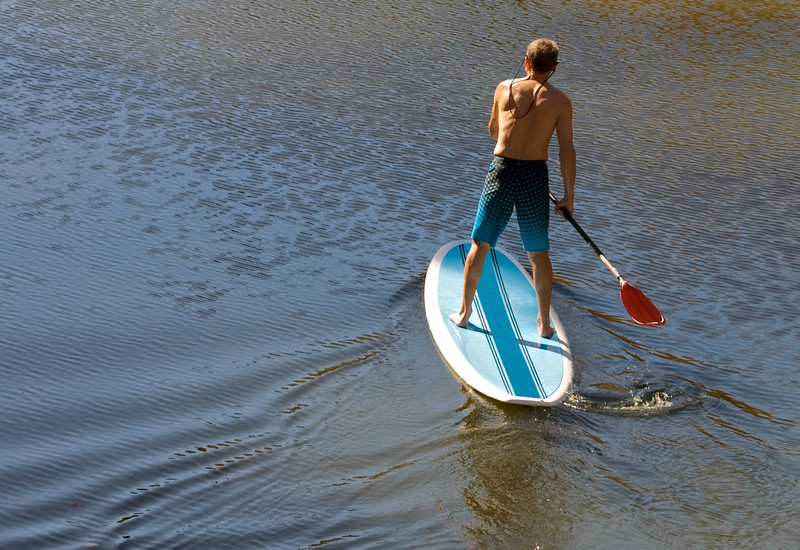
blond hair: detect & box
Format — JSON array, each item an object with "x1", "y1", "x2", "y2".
[{"x1": 526, "y1": 39, "x2": 559, "y2": 72}]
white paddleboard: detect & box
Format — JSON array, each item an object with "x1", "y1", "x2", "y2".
[{"x1": 424, "y1": 240, "x2": 572, "y2": 406}]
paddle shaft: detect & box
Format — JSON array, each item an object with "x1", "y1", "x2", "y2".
[
  {"x1": 548, "y1": 193, "x2": 622, "y2": 280},
  {"x1": 548, "y1": 193, "x2": 665, "y2": 325}
]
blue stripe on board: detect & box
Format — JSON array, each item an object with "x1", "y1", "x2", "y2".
[
  {"x1": 475, "y1": 250, "x2": 541, "y2": 398},
  {"x1": 460, "y1": 244, "x2": 512, "y2": 393},
  {"x1": 491, "y1": 251, "x2": 546, "y2": 397}
]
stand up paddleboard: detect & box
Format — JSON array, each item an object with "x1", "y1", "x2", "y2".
[{"x1": 424, "y1": 240, "x2": 572, "y2": 406}]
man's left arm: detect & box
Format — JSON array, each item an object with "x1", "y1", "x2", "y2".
[{"x1": 555, "y1": 98, "x2": 576, "y2": 217}]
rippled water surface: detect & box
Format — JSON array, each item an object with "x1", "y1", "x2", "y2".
[{"x1": 2, "y1": 1, "x2": 799, "y2": 548}]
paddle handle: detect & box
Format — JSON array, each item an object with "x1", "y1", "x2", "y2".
[{"x1": 549, "y1": 193, "x2": 622, "y2": 281}]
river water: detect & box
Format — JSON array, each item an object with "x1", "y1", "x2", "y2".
[{"x1": 2, "y1": 1, "x2": 799, "y2": 548}]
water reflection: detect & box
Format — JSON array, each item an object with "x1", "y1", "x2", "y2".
[{"x1": 455, "y1": 401, "x2": 579, "y2": 549}]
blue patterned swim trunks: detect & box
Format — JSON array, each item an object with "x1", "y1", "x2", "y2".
[{"x1": 471, "y1": 156, "x2": 550, "y2": 252}]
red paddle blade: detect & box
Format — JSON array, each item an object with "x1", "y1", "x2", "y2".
[{"x1": 620, "y1": 279, "x2": 666, "y2": 326}]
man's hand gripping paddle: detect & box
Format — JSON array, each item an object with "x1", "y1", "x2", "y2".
[{"x1": 550, "y1": 193, "x2": 665, "y2": 326}]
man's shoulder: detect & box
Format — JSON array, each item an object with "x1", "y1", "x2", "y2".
[
  {"x1": 542, "y1": 84, "x2": 572, "y2": 105},
  {"x1": 542, "y1": 82, "x2": 567, "y2": 96},
  {"x1": 496, "y1": 78, "x2": 515, "y2": 89}
]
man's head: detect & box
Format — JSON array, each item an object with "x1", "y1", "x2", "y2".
[{"x1": 526, "y1": 39, "x2": 559, "y2": 73}]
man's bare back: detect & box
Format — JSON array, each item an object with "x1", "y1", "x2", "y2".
[{"x1": 489, "y1": 75, "x2": 574, "y2": 163}]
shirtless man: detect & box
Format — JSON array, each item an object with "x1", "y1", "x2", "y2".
[{"x1": 449, "y1": 38, "x2": 576, "y2": 338}]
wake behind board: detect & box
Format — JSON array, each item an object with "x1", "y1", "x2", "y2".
[{"x1": 424, "y1": 240, "x2": 572, "y2": 406}]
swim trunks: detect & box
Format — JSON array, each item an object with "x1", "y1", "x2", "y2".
[{"x1": 470, "y1": 156, "x2": 550, "y2": 252}]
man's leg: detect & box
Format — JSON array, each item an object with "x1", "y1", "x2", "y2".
[
  {"x1": 449, "y1": 240, "x2": 492, "y2": 327},
  {"x1": 527, "y1": 250, "x2": 555, "y2": 338}
]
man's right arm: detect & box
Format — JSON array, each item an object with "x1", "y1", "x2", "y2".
[{"x1": 488, "y1": 83, "x2": 502, "y2": 142}]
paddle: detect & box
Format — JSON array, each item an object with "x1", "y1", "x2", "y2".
[{"x1": 549, "y1": 193, "x2": 666, "y2": 326}]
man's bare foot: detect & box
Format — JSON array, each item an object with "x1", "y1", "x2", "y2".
[
  {"x1": 449, "y1": 309, "x2": 471, "y2": 328},
  {"x1": 538, "y1": 317, "x2": 555, "y2": 339}
]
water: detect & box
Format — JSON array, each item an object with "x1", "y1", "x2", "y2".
[{"x1": 1, "y1": 0, "x2": 799, "y2": 548}]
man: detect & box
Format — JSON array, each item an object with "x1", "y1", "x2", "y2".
[{"x1": 449, "y1": 38, "x2": 576, "y2": 338}]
